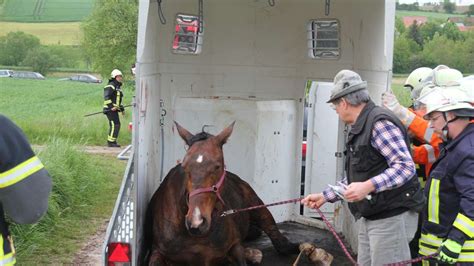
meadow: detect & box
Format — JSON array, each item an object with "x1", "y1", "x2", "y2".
[
  {"x1": 396, "y1": 10, "x2": 466, "y2": 21},
  {"x1": 0, "y1": 0, "x2": 94, "y2": 22},
  {"x1": 0, "y1": 21, "x2": 82, "y2": 45},
  {"x1": 0, "y1": 78, "x2": 133, "y2": 146}
]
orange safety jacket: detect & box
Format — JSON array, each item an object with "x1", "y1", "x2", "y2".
[{"x1": 408, "y1": 109, "x2": 442, "y2": 177}]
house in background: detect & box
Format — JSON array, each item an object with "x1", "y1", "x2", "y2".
[
  {"x1": 403, "y1": 16, "x2": 428, "y2": 27},
  {"x1": 447, "y1": 17, "x2": 474, "y2": 31}
]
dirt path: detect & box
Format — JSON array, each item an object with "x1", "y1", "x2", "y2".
[
  {"x1": 33, "y1": 145, "x2": 129, "y2": 155},
  {"x1": 73, "y1": 219, "x2": 109, "y2": 265}
]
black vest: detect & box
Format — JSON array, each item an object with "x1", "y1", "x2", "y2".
[{"x1": 346, "y1": 101, "x2": 425, "y2": 220}]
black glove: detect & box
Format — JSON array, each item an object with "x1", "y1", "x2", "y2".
[{"x1": 119, "y1": 105, "x2": 125, "y2": 112}]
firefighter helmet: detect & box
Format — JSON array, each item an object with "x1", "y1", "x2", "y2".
[
  {"x1": 327, "y1": 70, "x2": 367, "y2": 103},
  {"x1": 111, "y1": 69, "x2": 123, "y2": 78},
  {"x1": 423, "y1": 87, "x2": 473, "y2": 120},
  {"x1": 404, "y1": 67, "x2": 433, "y2": 90}
]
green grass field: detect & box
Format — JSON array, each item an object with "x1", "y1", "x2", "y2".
[
  {"x1": 0, "y1": 22, "x2": 82, "y2": 45},
  {"x1": 0, "y1": 78, "x2": 133, "y2": 146},
  {"x1": 396, "y1": 10, "x2": 466, "y2": 21},
  {"x1": 0, "y1": 0, "x2": 95, "y2": 22}
]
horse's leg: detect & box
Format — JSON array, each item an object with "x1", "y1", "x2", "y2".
[
  {"x1": 148, "y1": 248, "x2": 168, "y2": 266},
  {"x1": 248, "y1": 198, "x2": 299, "y2": 255},
  {"x1": 228, "y1": 243, "x2": 248, "y2": 266}
]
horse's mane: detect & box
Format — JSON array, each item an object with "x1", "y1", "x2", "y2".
[{"x1": 189, "y1": 131, "x2": 214, "y2": 146}]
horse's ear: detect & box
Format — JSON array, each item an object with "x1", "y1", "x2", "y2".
[
  {"x1": 215, "y1": 121, "x2": 235, "y2": 146},
  {"x1": 174, "y1": 121, "x2": 194, "y2": 146}
]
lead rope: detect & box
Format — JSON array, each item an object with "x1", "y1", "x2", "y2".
[{"x1": 220, "y1": 197, "x2": 358, "y2": 265}]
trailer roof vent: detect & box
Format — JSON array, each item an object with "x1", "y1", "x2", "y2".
[
  {"x1": 172, "y1": 14, "x2": 203, "y2": 55},
  {"x1": 307, "y1": 19, "x2": 340, "y2": 60}
]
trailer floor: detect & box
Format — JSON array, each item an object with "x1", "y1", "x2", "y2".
[{"x1": 244, "y1": 221, "x2": 355, "y2": 265}]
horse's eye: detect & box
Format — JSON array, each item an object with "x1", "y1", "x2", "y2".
[{"x1": 214, "y1": 165, "x2": 220, "y2": 170}]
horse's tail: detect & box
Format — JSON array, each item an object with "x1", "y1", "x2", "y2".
[{"x1": 139, "y1": 199, "x2": 154, "y2": 266}]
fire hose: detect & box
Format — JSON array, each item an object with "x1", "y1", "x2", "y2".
[{"x1": 84, "y1": 104, "x2": 134, "y2": 117}]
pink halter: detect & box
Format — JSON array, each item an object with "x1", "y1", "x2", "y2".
[{"x1": 188, "y1": 170, "x2": 226, "y2": 206}]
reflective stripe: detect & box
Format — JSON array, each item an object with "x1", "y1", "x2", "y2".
[
  {"x1": 424, "y1": 127, "x2": 434, "y2": 143},
  {"x1": 423, "y1": 144, "x2": 436, "y2": 163},
  {"x1": 104, "y1": 85, "x2": 114, "y2": 90},
  {"x1": 0, "y1": 156, "x2": 44, "y2": 188},
  {"x1": 104, "y1": 99, "x2": 112, "y2": 104},
  {"x1": 116, "y1": 91, "x2": 121, "y2": 106},
  {"x1": 453, "y1": 213, "x2": 474, "y2": 238},
  {"x1": 428, "y1": 179, "x2": 440, "y2": 224},
  {"x1": 420, "y1": 233, "x2": 443, "y2": 246},
  {"x1": 459, "y1": 252, "x2": 474, "y2": 262},
  {"x1": 108, "y1": 122, "x2": 116, "y2": 142},
  {"x1": 0, "y1": 235, "x2": 16, "y2": 266},
  {"x1": 421, "y1": 233, "x2": 474, "y2": 249}
]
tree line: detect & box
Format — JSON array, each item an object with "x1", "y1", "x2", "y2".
[{"x1": 394, "y1": 17, "x2": 474, "y2": 74}]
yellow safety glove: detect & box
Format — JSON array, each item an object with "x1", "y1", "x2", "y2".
[
  {"x1": 381, "y1": 92, "x2": 415, "y2": 127},
  {"x1": 438, "y1": 239, "x2": 462, "y2": 264}
]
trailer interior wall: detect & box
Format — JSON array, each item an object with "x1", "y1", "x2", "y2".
[{"x1": 135, "y1": 0, "x2": 395, "y2": 259}]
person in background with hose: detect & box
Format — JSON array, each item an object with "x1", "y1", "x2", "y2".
[
  {"x1": 104, "y1": 69, "x2": 125, "y2": 148},
  {"x1": 0, "y1": 115, "x2": 52, "y2": 265},
  {"x1": 418, "y1": 86, "x2": 474, "y2": 265},
  {"x1": 302, "y1": 70, "x2": 425, "y2": 266}
]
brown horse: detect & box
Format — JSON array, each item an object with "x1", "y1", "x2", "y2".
[{"x1": 143, "y1": 121, "x2": 298, "y2": 265}]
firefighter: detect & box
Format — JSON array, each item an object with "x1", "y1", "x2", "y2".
[
  {"x1": 382, "y1": 66, "x2": 463, "y2": 263},
  {"x1": 104, "y1": 69, "x2": 125, "y2": 148},
  {"x1": 419, "y1": 87, "x2": 474, "y2": 265},
  {"x1": 0, "y1": 115, "x2": 52, "y2": 265}
]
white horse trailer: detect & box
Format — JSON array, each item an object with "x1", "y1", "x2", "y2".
[{"x1": 103, "y1": 0, "x2": 396, "y2": 264}]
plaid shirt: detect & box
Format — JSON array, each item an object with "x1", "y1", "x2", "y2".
[{"x1": 323, "y1": 119, "x2": 415, "y2": 202}]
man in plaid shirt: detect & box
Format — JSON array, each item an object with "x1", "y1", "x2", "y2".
[{"x1": 302, "y1": 70, "x2": 425, "y2": 266}]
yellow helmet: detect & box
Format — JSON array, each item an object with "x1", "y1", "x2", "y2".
[
  {"x1": 111, "y1": 69, "x2": 123, "y2": 78},
  {"x1": 405, "y1": 67, "x2": 433, "y2": 90}
]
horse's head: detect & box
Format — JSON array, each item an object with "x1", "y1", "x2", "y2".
[{"x1": 175, "y1": 121, "x2": 235, "y2": 236}]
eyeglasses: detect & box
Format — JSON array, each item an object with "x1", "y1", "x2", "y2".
[
  {"x1": 428, "y1": 114, "x2": 444, "y2": 123},
  {"x1": 330, "y1": 100, "x2": 343, "y2": 110}
]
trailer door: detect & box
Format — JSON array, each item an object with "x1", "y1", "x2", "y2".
[{"x1": 303, "y1": 81, "x2": 342, "y2": 219}]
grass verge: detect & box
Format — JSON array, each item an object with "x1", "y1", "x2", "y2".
[
  {"x1": 9, "y1": 139, "x2": 126, "y2": 264},
  {"x1": 0, "y1": 78, "x2": 133, "y2": 146}
]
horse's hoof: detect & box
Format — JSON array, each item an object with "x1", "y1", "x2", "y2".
[
  {"x1": 299, "y1": 242, "x2": 333, "y2": 266},
  {"x1": 244, "y1": 248, "x2": 262, "y2": 264},
  {"x1": 275, "y1": 241, "x2": 300, "y2": 255}
]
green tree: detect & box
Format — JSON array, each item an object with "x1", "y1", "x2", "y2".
[
  {"x1": 422, "y1": 33, "x2": 467, "y2": 71},
  {"x1": 393, "y1": 36, "x2": 420, "y2": 73},
  {"x1": 22, "y1": 47, "x2": 60, "y2": 75},
  {"x1": 407, "y1": 21, "x2": 423, "y2": 47},
  {"x1": 420, "y1": 21, "x2": 442, "y2": 42},
  {"x1": 443, "y1": 0, "x2": 456, "y2": 14},
  {"x1": 440, "y1": 22, "x2": 464, "y2": 41},
  {"x1": 0, "y1": 31, "x2": 40, "y2": 66},
  {"x1": 395, "y1": 16, "x2": 406, "y2": 36},
  {"x1": 467, "y1": 4, "x2": 474, "y2": 16},
  {"x1": 82, "y1": 0, "x2": 138, "y2": 79}
]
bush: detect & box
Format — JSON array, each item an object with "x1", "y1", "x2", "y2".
[
  {"x1": 0, "y1": 31, "x2": 40, "y2": 66},
  {"x1": 22, "y1": 47, "x2": 61, "y2": 75}
]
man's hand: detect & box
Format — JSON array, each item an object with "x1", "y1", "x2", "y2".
[
  {"x1": 381, "y1": 91, "x2": 401, "y2": 111},
  {"x1": 381, "y1": 92, "x2": 415, "y2": 127},
  {"x1": 438, "y1": 239, "x2": 462, "y2": 264},
  {"x1": 344, "y1": 181, "x2": 374, "y2": 202},
  {"x1": 111, "y1": 106, "x2": 118, "y2": 111},
  {"x1": 301, "y1": 193, "x2": 326, "y2": 209}
]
